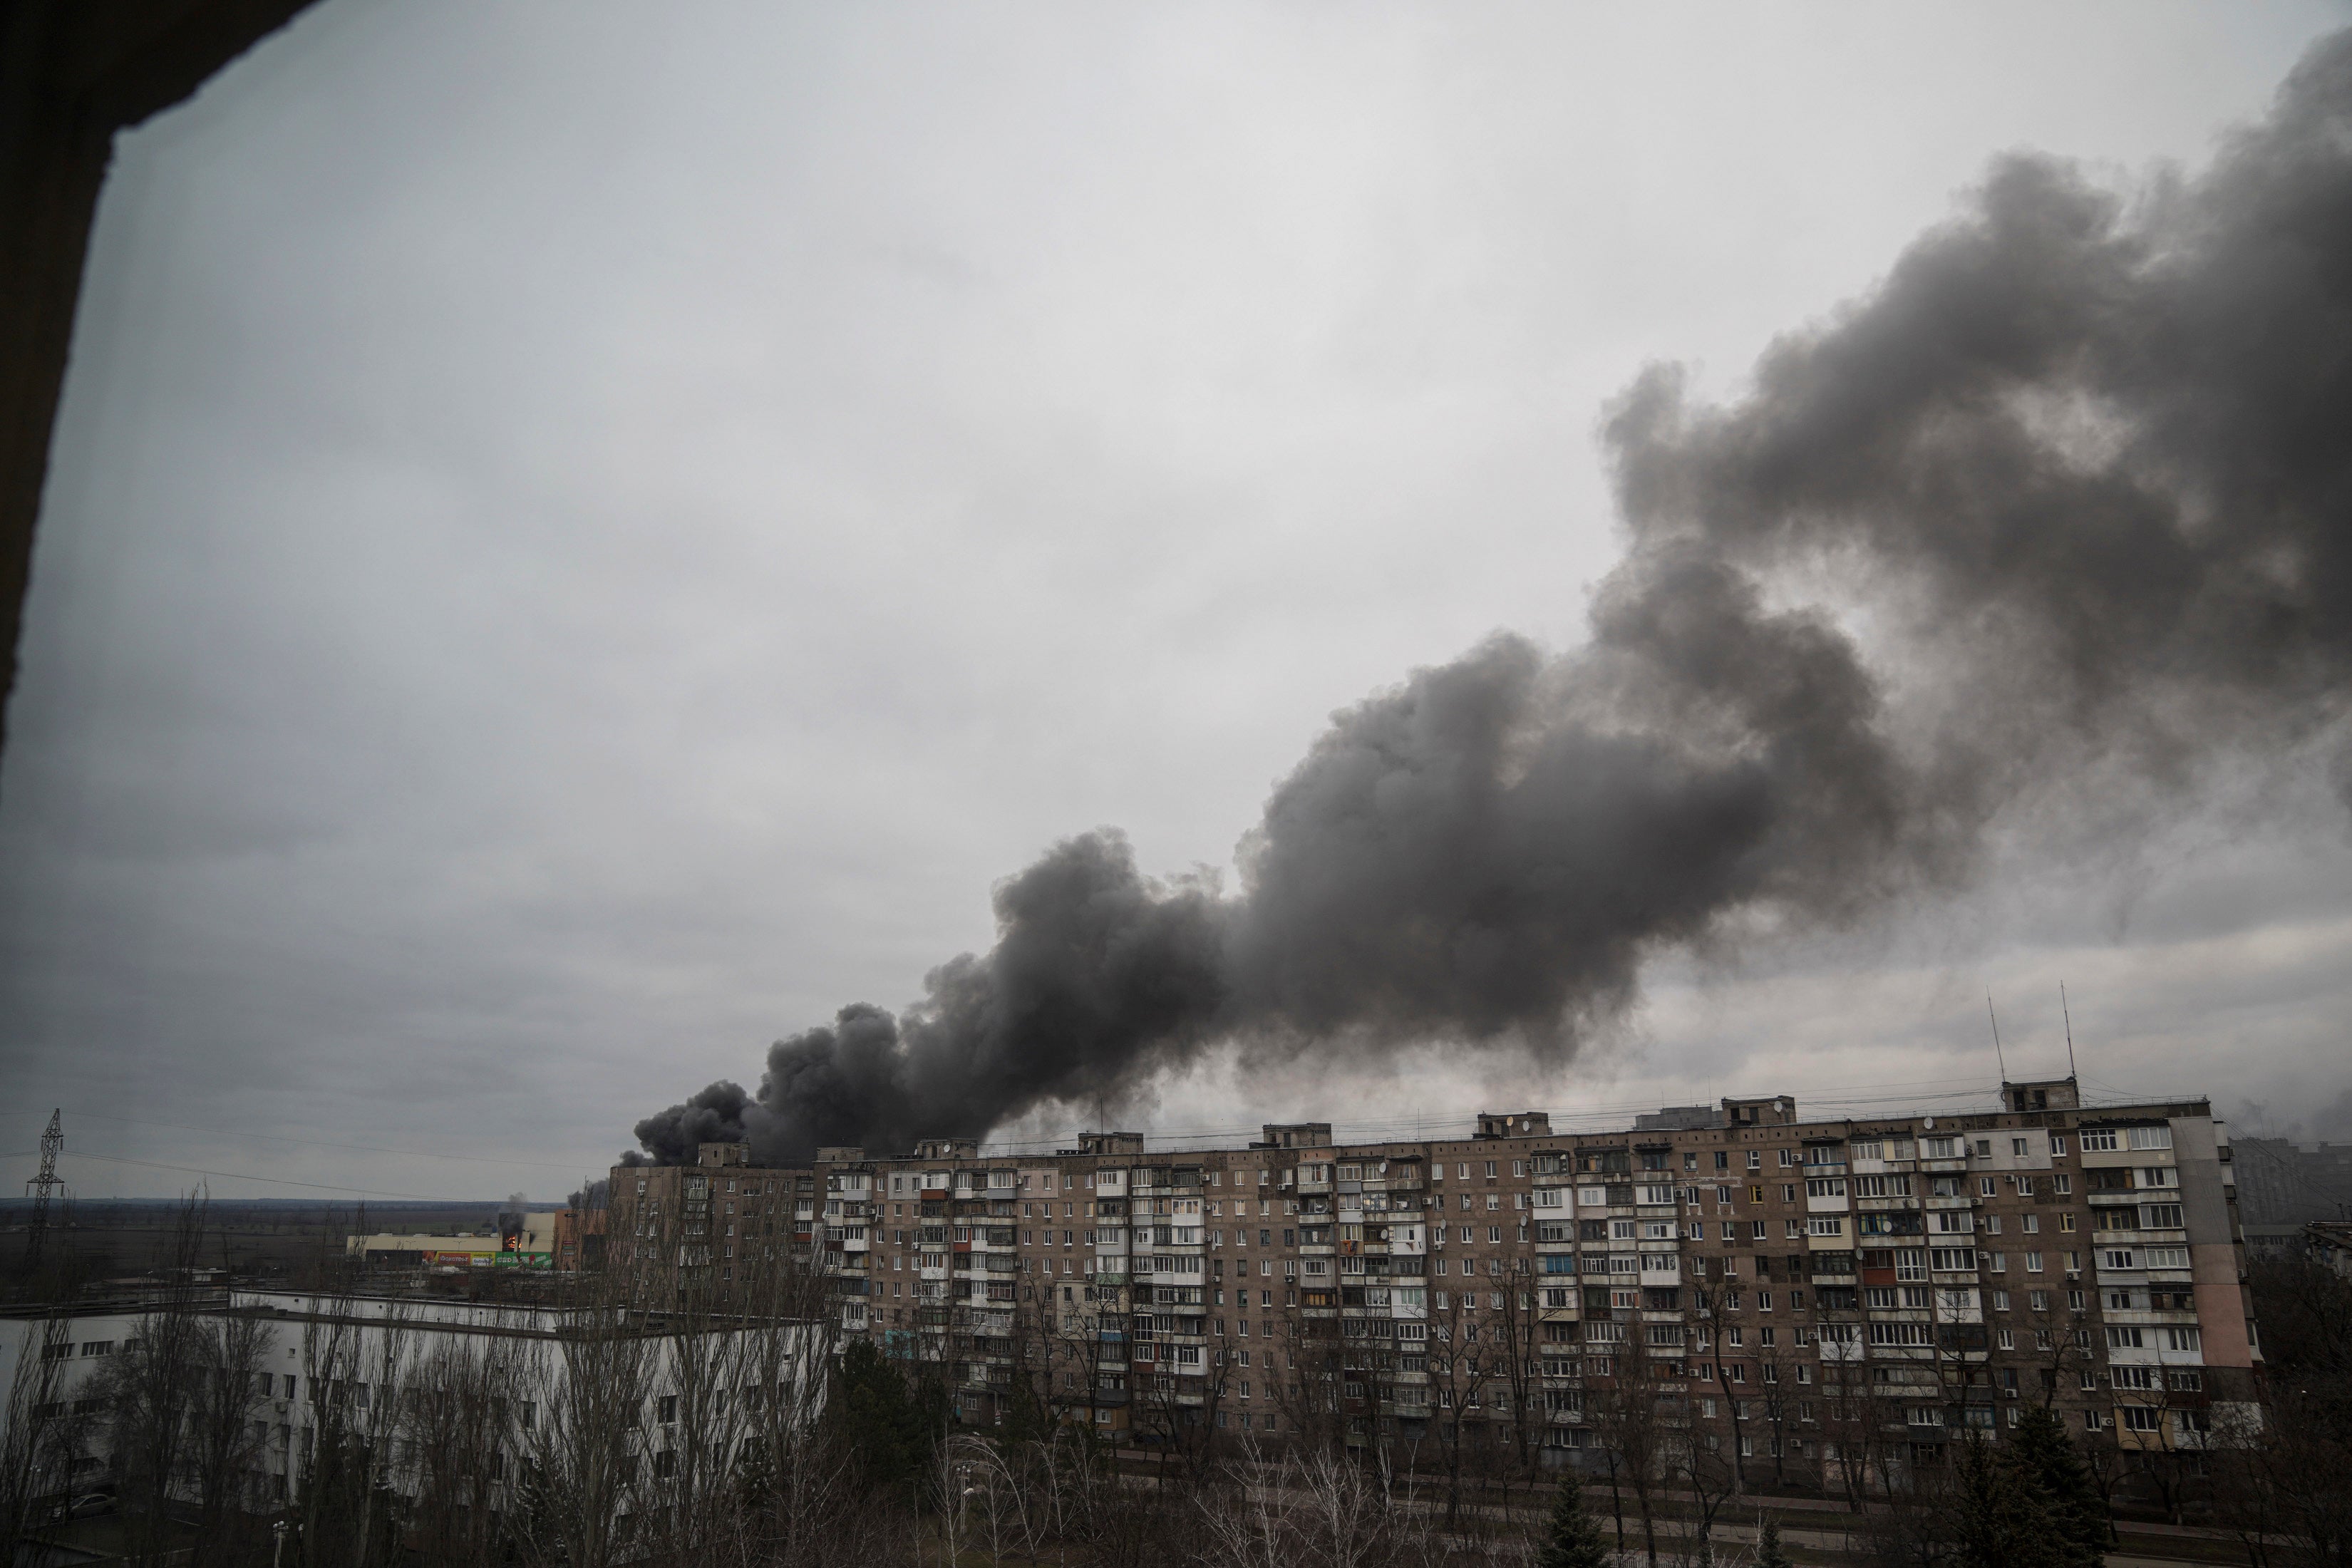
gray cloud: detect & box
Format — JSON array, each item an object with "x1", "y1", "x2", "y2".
[
  {"x1": 639, "y1": 28, "x2": 2352, "y2": 1164},
  {"x1": 6, "y1": 2, "x2": 2349, "y2": 1197}
]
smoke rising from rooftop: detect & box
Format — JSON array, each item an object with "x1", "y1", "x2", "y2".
[{"x1": 631, "y1": 30, "x2": 2352, "y2": 1167}]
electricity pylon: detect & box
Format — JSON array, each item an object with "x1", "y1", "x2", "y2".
[{"x1": 24, "y1": 1108, "x2": 62, "y2": 1272}]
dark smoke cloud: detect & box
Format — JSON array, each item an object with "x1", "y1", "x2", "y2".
[
  {"x1": 630, "y1": 1080, "x2": 752, "y2": 1162},
  {"x1": 632, "y1": 29, "x2": 2352, "y2": 1166}
]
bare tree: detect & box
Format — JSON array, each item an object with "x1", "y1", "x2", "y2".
[
  {"x1": 99, "y1": 1197, "x2": 237, "y2": 1562},
  {"x1": 1582, "y1": 1341, "x2": 1671, "y2": 1568},
  {"x1": 1133, "y1": 1304, "x2": 1237, "y2": 1482},
  {"x1": 400, "y1": 1321, "x2": 526, "y2": 1568},
  {"x1": 0, "y1": 1310, "x2": 89, "y2": 1549},
  {"x1": 1488, "y1": 1243, "x2": 1549, "y2": 1480},
  {"x1": 1274, "y1": 1298, "x2": 1352, "y2": 1458},
  {"x1": 1687, "y1": 1266, "x2": 1750, "y2": 1497},
  {"x1": 1195, "y1": 1440, "x2": 1408, "y2": 1568},
  {"x1": 282, "y1": 1239, "x2": 393, "y2": 1567},
  {"x1": 512, "y1": 1229, "x2": 655, "y2": 1568},
  {"x1": 181, "y1": 1304, "x2": 276, "y2": 1565},
  {"x1": 2018, "y1": 1281, "x2": 2097, "y2": 1411},
  {"x1": 1410, "y1": 1276, "x2": 1482, "y2": 1530}
]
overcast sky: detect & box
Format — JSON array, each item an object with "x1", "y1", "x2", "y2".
[{"x1": 4, "y1": 1, "x2": 2348, "y2": 1203}]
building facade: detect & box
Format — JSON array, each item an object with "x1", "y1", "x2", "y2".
[
  {"x1": 1, "y1": 1287, "x2": 821, "y2": 1520},
  {"x1": 607, "y1": 1076, "x2": 2259, "y2": 1485}
]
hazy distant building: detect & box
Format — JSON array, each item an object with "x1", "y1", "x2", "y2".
[
  {"x1": 344, "y1": 1208, "x2": 562, "y2": 1269},
  {"x1": 2231, "y1": 1137, "x2": 2352, "y2": 1226}
]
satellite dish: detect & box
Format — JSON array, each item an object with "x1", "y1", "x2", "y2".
[{"x1": 1922, "y1": 1117, "x2": 1935, "y2": 1130}]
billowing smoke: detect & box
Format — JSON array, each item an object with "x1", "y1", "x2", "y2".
[
  {"x1": 626, "y1": 1080, "x2": 753, "y2": 1163},
  {"x1": 634, "y1": 31, "x2": 2352, "y2": 1165}
]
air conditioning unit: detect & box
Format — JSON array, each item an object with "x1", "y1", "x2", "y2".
[{"x1": 2064, "y1": 1271, "x2": 2080, "y2": 1282}]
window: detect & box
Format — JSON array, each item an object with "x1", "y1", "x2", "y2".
[
  {"x1": 2080, "y1": 1130, "x2": 2119, "y2": 1152},
  {"x1": 2128, "y1": 1126, "x2": 2174, "y2": 1151},
  {"x1": 1924, "y1": 1137, "x2": 1958, "y2": 1158},
  {"x1": 2141, "y1": 1204, "x2": 2185, "y2": 1230},
  {"x1": 2051, "y1": 1135, "x2": 2068, "y2": 1156},
  {"x1": 2012, "y1": 1139, "x2": 2029, "y2": 1156},
  {"x1": 2107, "y1": 1326, "x2": 2144, "y2": 1350},
  {"x1": 2122, "y1": 1407, "x2": 2162, "y2": 1433},
  {"x1": 2165, "y1": 1326, "x2": 2202, "y2": 1353}
]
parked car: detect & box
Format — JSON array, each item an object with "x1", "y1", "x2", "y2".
[{"x1": 47, "y1": 1492, "x2": 114, "y2": 1521}]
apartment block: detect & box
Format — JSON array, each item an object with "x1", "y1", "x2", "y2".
[{"x1": 607, "y1": 1076, "x2": 2259, "y2": 1482}]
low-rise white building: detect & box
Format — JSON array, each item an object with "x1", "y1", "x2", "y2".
[{"x1": 4, "y1": 1288, "x2": 823, "y2": 1529}]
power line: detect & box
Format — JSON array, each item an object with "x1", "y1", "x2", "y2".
[
  {"x1": 52, "y1": 1150, "x2": 499, "y2": 1204},
  {"x1": 53, "y1": 1108, "x2": 609, "y2": 1177}
]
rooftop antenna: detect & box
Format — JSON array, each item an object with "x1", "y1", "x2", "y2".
[
  {"x1": 2060, "y1": 982, "x2": 2078, "y2": 1080},
  {"x1": 1986, "y1": 994, "x2": 2008, "y2": 1082}
]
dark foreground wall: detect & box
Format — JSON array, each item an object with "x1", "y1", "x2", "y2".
[{"x1": 0, "y1": 1, "x2": 319, "y2": 759}]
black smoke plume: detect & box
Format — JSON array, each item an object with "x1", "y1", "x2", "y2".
[{"x1": 634, "y1": 31, "x2": 2352, "y2": 1165}]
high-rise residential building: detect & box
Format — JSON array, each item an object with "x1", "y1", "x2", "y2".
[{"x1": 607, "y1": 1076, "x2": 2259, "y2": 1482}]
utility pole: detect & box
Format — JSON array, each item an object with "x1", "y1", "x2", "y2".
[{"x1": 24, "y1": 1108, "x2": 62, "y2": 1272}]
